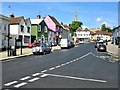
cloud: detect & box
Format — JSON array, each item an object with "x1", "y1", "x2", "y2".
[
  {"x1": 101, "y1": 21, "x2": 111, "y2": 28},
  {"x1": 96, "y1": 17, "x2": 103, "y2": 22}
]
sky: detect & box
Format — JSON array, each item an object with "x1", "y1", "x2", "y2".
[{"x1": 1, "y1": 2, "x2": 118, "y2": 29}]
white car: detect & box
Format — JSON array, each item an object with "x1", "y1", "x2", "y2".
[
  {"x1": 32, "y1": 43, "x2": 51, "y2": 55},
  {"x1": 79, "y1": 41, "x2": 84, "y2": 44}
]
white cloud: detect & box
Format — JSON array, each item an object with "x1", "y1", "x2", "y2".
[{"x1": 96, "y1": 17, "x2": 103, "y2": 22}]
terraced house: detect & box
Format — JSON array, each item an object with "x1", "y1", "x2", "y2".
[
  {"x1": 112, "y1": 25, "x2": 120, "y2": 45},
  {"x1": 44, "y1": 15, "x2": 63, "y2": 45},
  {"x1": 31, "y1": 15, "x2": 48, "y2": 43},
  {"x1": 0, "y1": 14, "x2": 10, "y2": 50},
  {"x1": 10, "y1": 14, "x2": 31, "y2": 46}
]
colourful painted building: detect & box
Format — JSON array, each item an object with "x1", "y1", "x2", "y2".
[
  {"x1": 44, "y1": 15, "x2": 63, "y2": 45},
  {"x1": 31, "y1": 15, "x2": 48, "y2": 43}
]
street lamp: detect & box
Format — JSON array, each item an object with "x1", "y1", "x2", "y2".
[{"x1": 5, "y1": 24, "x2": 12, "y2": 56}]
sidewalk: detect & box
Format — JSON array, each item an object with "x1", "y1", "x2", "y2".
[
  {"x1": 107, "y1": 42, "x2": 119, "y2": 59},
  {"x1": 0, "y1": 46, "x2": 61, "y2": 61}
]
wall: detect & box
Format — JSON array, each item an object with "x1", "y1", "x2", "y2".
[
  {"x1": 31, "y1": 25, "x2": 38, "y2": 40},
  {"x1": 0, "y1": 15, "x2": 10, "y2": 49},
  {"x1": 44, "y1": 16, "x2": 56, "y2": 32},
  {"x1": 10, "y1": 25, "x2": 19, "y2": 34},
  {"x1": 76, "y1": 31, "x2": 91, "y2": 39}
]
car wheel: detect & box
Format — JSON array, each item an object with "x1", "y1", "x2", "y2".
[
  {"x1": 33, "y1": 52, "x2": 36, "y2": 55},
  {"x1": 43, "y1": 51, "x2": 46, "y2": 55}
]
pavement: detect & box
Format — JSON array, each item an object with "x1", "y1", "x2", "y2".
[
  {"x1": 106, "y1": 42, "x2": 120, "y2": 59},
  {"x1": 0, "y1": 45, "x2": 61, "y2": 61}
]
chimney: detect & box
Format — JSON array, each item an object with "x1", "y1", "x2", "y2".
[
  {"x1": 37, "y1": 15, "x2": 41, "y2": 19},
  {"x1": 61, "y1": 22, "x2": 63, "y2": 25},
  {"x1": 9, "y1": 14, "x2": 15, "y2": 18}
]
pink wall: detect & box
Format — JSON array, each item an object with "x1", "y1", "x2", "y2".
[{"x1": 44, "y1": 16, "x2": 56, "y2": 32}]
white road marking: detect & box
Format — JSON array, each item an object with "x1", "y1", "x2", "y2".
[
  {"x1": 49, "y1": 67, "x2": 55, "y2": 70},
  {"x1": 40, "y1": 74, "x2": 48, "y2": 78},
  {"x1": 61, "y1": 64, "x2": 65, "y2": 66},
  {"x1": 55, "y1": 65, "x2": 61, "y2": 68},
  {"x1": 47, "y1": 73, "x2": 106, "y2": 83},
  {"x1": 32, "y1": 73, "x2": 41, "y2": 76},
  {"x1": 41, "y1": 70, "x2": 47, "y2": 73},
  {"x1": 14, "y1": 82, "x2": 27, "y2": 88},
  {"x1": 28, "y1": 77, "x2": 40, "y2": 82},
  {"x1": 78, "y1": 52, "x2": 91, "y2": 60},
  {"x1": 76, "y1": 58, "x2": 79, "y2": 60},
  {"x1": 20, "y1": 76, "x2": 31, "y2": 81},
  {"x1": 4, "y1": 81, "x2": 18, "y2": 86},
  {"x1": 66, "y1": 62, "x2": 70, "y2": 64},
  {"x1": 73, "y1": 59, "x2": 76, "y2": 62},
  {"x1": 70, "y1": 61, "x2": 73, "y2": 63}
]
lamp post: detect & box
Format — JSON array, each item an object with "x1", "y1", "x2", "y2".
[{"x1": 7, "y1": 24, "x2": 12, "y2": 56}]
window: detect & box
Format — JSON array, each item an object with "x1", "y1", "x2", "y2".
[
  {"x1": 21, "y1": 25, "x2": 24, "y2": 32},
  {"x1": 4, "y1": 24, "x2": 7, "y2": 31},
  {"x1": 24, "y1": 36, "x2": 30, "y2": 43},
  {"x1": 27, "y1": 27, "x2": 30, "y2": 33},
  {"x1": 38, "y1": 25, "x2": 41, "y2": 32},
  {"x1": 44, "y1": 26, "x2": 47, "y2": 33}
]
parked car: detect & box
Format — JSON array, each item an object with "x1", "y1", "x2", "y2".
[
  {"x1": 79, "y1": 40, "x2": 84, "y2": 44},
  {"x1": 28, "y1": 42, "x2": 40, "y2": 48},
  {"x1": 70, "y1": 41, "x2": 75, "y2": 47},
  {"x1": 94, "y1": 41, "x2": 104, "y2": 48},
  {"x1": 97, "y1": 44, "x2": 107, "y2": 52},
  {"x1": 32, "y1": 43, "x2": 52, "y2": 55}
]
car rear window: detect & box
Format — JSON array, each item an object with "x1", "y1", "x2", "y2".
[{"x1": 34, "y1": 43, "x2": 40, "y2": 47}]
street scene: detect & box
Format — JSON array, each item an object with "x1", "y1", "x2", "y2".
[{"x1": 0, "y1": 2, "x2": 120, "y2": 89}]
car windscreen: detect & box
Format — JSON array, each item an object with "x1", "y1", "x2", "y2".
[{"x1": 96, "y1": 42, "x2": 104, "y2": 46}]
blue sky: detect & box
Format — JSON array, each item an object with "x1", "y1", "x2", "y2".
[{"x1": 2, "y1": 2, "x2": 118, "y2": 28}]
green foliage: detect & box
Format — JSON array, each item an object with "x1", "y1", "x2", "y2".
[
  {"x1": 101, "y1": 24, "x2": 112, "y2": 32},
  {"x1": 106, "y1": 27, "x2": 112, "y2": 32},
  {"x1": 101, "y1": 24, "x2": 106, "y2": 31},
  {"x1": 69, "y1": 21, "x2": 83, "y2": 36}
]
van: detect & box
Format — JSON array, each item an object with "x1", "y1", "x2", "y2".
[{"x1": 60, "y1": 39, "x2": 71, "y2": 48}]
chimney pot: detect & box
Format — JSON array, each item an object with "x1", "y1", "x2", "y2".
[
  {"x1": 37, "y1": 15, "x2": 41, "y2": 19},
  {"x1": 9, "y1": 14, "x2": 15, "y2": 18}
]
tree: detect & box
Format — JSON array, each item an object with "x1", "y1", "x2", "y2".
[
  {"x1": 69, "y1": 21, "x2": 83, "y2": 36},
  {"x1": 106, "y1": 27, "x2": 112, "y2": 32},
  {"x1": 101, "y1": 24, "x2": 106, "y2": 31},
  {"x1": 101, "y1": 24, "x2": 112, "y2": 32}
]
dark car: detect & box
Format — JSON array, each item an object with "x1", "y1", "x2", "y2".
[
  {"x1": 97, "y1": 44, "x2": 107, "y2": 52},
  {"x1": 70, "y1": 41, "x2": 75, "y2": 47},
  {"x1": 94, "y1": 41, "x2": 104, "y2": 48}
]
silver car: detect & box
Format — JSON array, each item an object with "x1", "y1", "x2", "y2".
[{"x1": 32, "y1": 43, "x2": 52, "y2": 55}]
